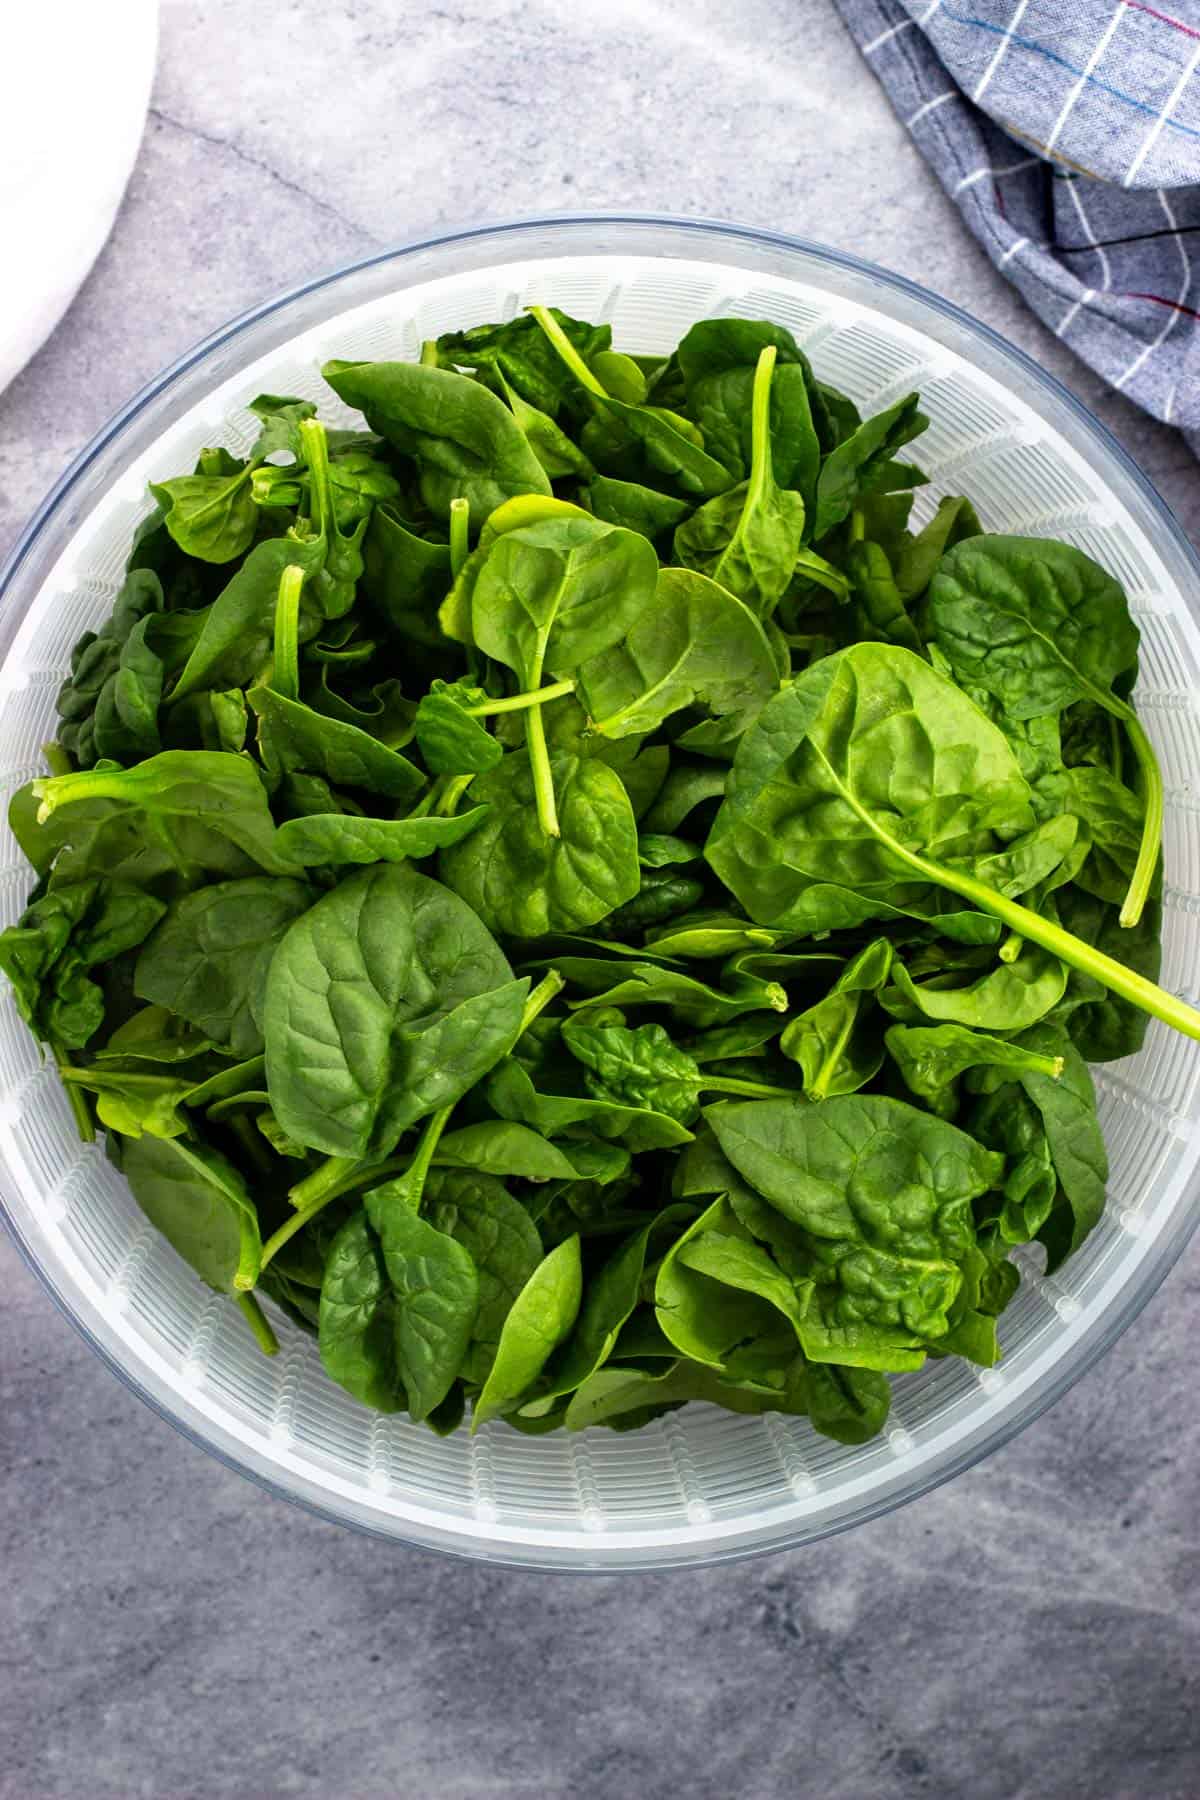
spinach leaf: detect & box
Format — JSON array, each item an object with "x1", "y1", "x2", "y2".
[
  {"x1": 318, "y1": 1209, "x2": 406, "y2": 1412},
  {"x1": 149, "y1": 451, "x2": 259, "y2": 564},
  {"x1": 886, "y1": 1020, "x2": 1066, "y2": 1119},
  {"x1": 134, "y1": 877, "x2": 316, "y2": 1057},
  {"x1": 530, "y1": 307, "x2": 734, "y2": 498},
  {"x1": 249, "y1": 687, "x2": 425, "y2": 803},
  {"x1": 560, "y1": 1015, "x2": 794, "y2": 1124},
  {"x1": 813, "y1": 395, "x2": 928, "y2": 539},
  {"x1": 927, "y1": 535, "x2": 1161, "y2": 928},
  {"x1": 0, "y1": 879, "x2": 165, "y2": 1049},
  {"x1": 435, "y1": 309, "x2": 611, "y2": 416},
  {"x1": 264, "y1": 863, "x2": 528, "y2": 1158},
  {"x1": 520, "y1": 1208, "x2": 693, "y2": 1414},
  {"x1": 361, "y1": 503, "x2": 452, "y2": 643},
  {"x1": 582, "y1": 474, "x2": 691, "y2": 540},
  {"x1": 438, "y1": 749, "x2": 639, "y2": 938},
  {"x1": 363, "y1": 1176, "x2": 479, "y2": 1422},
  {"x1": 576, "y1": 567, "x2": 779, "y2": 740},
  {"x1": 423, "y1": 1168, "x2": 544, "y2": 1385},
  {"x1": 56, "y1": 569, "x2": 166, "y2": 769},
  {"x1": 779, "y1": 938, "x2": 891, "y2": 1099},
  {"x1": 708, "y1": 1095, "x2": 1003, "y2": 1361},
  {"x1": 274, "y1": 808, "x2": 488, "y2": 867},
  {"x1": 485, "y1": 1056, "x2": 694, "y2": 1153},
  {"x1": 31, "y1": 751, "x2": 302, "y2": 885},
  {"x1": 413, "y1": 680, "x2": 504, "y2": 776},
  {"x1": 655, "y1": 1197, "x2": 802, "y2": 1382},
  {"x1": 705, "y1": 642, "x2": 1196, "y2": 1042},
  {"x1": 882, "y1": 943, "x2": 1068, "y2": 1033},
  {"x1": 171, "y1": 537, "x2": 324, "y2": 699},
  {"x1": 121, "y1": 1133, "x2": 262, "y2": 1292},
  {"x1": 321, "y1": 359, "x2": 552, "y2": 521},
  {"x1": 673, "y1": 347, "x2": 806, "y2": 615},
  {"x1": 473, "y1": 1235, "x2": 583, "y2": 1427}
]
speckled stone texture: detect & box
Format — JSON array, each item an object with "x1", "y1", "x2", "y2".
[{"x1": 1, "y1": 4, "x2": 1197, "y2": 1796}]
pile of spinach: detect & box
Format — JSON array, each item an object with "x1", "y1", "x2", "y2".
[{"x1": 5, "y1": 305, "x2": 1196, "y2": 1448}]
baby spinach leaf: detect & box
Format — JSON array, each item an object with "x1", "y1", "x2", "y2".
[
  {"x1": 1010, "y1": 1021, "x2": 1108, "y2": 1260},
  {"x1": 582, "y1": 474, "x2": 691, "y2": 540},
  {"x1": 642, "y1": 763, "x2": 730, "y2": 834},
  {"x1": 673, "y1": 347, "x2": 805, "y2": 615},
  {"x1": 56, "y1": 1064, "x2": 199, "y2": 1139},
  {"x1": 813, "y1": 394, "x2": 928, "y2": 539},
  {"x1": 435, "y1": 308, "x2": 611, "y2": 416},
  {"x1": 121, "y1": 1133, "x2": 261, "y2": 1292},
  {"x1": 249, "y1": 686, "x2": 425, "y2": 802},
  {"x1": 423, "y1": 1168, "x2": 545, "y2": 1386},
  {"x1": 523, "y1": 1206, "x2": 695, "y2": 1414},
  {"x1": 882, "y1": 943, "x2": 1068, "y2": 1033},
  {"x1": 438, "y1": 749, "x2": 639, "y2": 938},
  {"x1": 473, "y1": 1234, "x2": 583, "y2": 1427},
  {"x1": 318, "y1": 1208, "x2": 406, "y2": 1412},
  {"x1": 170, "y1": 537, "x2": 324, "y2": 700},
  {"x1": 706, "y1": 642, "x2": 1035, "y2": 936},
  {"x1": 886, "y1": 1020, "x2": 1065, "y2": 1119},
  {"x1": 149, "y1": 454, "x2": 259, "y2": 564},
  {"x1": 361, "y1": 503, "x2": 452, "y2": 642},
  {"x1": 893, "y1": 494, "x2": 980, "y2": 601},
  {"x1": 413, "y1": 680, "x2": 504, "y2": 776},
  {"x1": 495, "y1": 368, "x2": 593, "y2": 479},
  {"x1": 927, "y1": 535, "x2": 1160, "y2": 928},
  {"x1": 31, "y1": 751, "x2": 302, "y2": 885},
  {"x1": 432, "y1": 1121, "x2": 582, "y2": 1183},
  {"x1": 0, "y1": 879, "x2": 166, "y2": 1049},
  {"x1": 708, "y1": 1094, "x2": 1003, "y2": 1358},
  {"x1": 530, "y1": 306, "x2": 733, "y2": 499},
  {"x1": 550, "y1": 953, "x2": 789, "y2": 1027},
  {"x1": 655, "y1": 1197, "x2": 801, "y2": 1382},
  {"x1": 485, "y1": 1056, "x2": 694, "y2": 1153},
  {"x1": 134, "y1": 876, "x2": 317, "y2": 1057},
  {"x1": 779, "y1": 938, "x2": 892, "y2": 1099},
  {"x1": 264, "y1": 863, "x2": 528, "y2": 1158},
  {"x1": 560, "y1": 1015, "x2": 794, "y2": 1125},
  {"x1": 56, "y1": 569, "x2": 166, "y2": 769},
  {"x1": 577, "y1": 567, "x2": 779, "y2": 740},
  {"x1": 364, "y1": 1176, "x2": 480, "y2": 1422},
  {"x1": 274, "y1": 807, "x2": 488, "y2": 867},
  {"x1": 805, "y1": 1363, "x2": 891, "y2": 1445},
  {"x1": 472, "y1": 514, "x2": 658, "y2": 684},
  {"x1": 322, "y1": 358, "x2": 551, "y2": 521}
]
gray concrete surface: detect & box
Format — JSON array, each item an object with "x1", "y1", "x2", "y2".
[{"x1": 1, "y1": 3, "x2": 1197, "y2": 1796}]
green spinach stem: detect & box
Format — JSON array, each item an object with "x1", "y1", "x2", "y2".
[
  {"x1": 448, "y1": 497, "x2": 470, "y2": 580},
  {"x1": 236, "y1": 1291, "x2": 279, "y2": 1357},
  {"x1": 271, "y1": 564, "x2": 306, "y2": 702},
  {"x1": 437, "y1": 773, "x2": 475, "y2": 816},
  {"x1": 53, "y1": 1043, "x2": 95, "y2": 1143},
  {"x1": 1114, "y1": 706, "x2": 1163, "y2": 929},
  {"x1": 525, "y1": 685, "x2": 560, "y2": 838},
  {"x1": 41, "y1": 741, "x2": 74, "y2": 778},
  {"x1": 526, "y1": 306, "x2": 609, "y2": 399},
  {"x1": 520, "y1": 968, "x2": 566, "y2": 1034},
  {"x1": 419, "y1": 339, "x2": 440, "y2": 367},
  {"x1": 466, "y1": 678, "x2": 576, "y2": 717},
  {"x1": 289, "y1": 1153, "x2": 361, "y2": 1212}
]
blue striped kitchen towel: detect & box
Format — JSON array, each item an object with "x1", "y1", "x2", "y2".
[{"x1": 833, "y1": 0, "x2": 1200, "y2": 453}]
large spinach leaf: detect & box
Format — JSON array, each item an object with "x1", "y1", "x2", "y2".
[{"x1": 264, "y1": 864, "x2": 528, "y2": 1157}]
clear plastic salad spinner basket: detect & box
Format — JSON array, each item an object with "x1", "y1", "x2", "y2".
[{"x1": 1, "y1": 216, "x2": 1198, "y2": 1571}]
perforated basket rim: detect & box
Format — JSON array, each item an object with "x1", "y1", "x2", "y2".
[{"x1": 2, "y1": 213, "x2": 1199, "y2": 1572}]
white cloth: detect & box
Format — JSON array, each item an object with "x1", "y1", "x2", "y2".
[{"x1": 0, "y1": 1, "x2": 158, "y2": 391}]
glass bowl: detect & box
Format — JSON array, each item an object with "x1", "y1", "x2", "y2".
[{"x1": 2, "y1": 215, "x2": 1198, "y2": 1571}]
